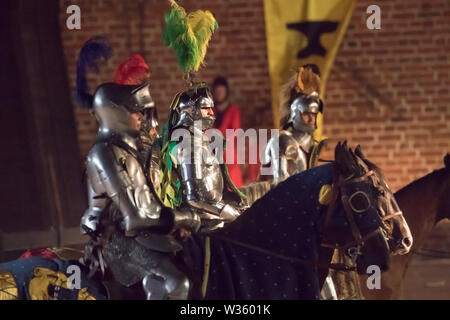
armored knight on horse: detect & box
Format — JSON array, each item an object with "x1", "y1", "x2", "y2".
[
  {"x1": 262, "y1": 64, "x2": 327, "y2": 185},
  {"x1": 158, "y1": 0, "x2": 247, "y2": 234},
  {"x1": 76, "y1": 37, "x2": 201, "y2": 300}
]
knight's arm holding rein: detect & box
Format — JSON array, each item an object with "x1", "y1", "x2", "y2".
[
  {"x1": 179, "y1": 164, "x2": 242, "y2": 222},
  {"x1": 176, "y1": 146, "x2": 242, "y2": 226}
]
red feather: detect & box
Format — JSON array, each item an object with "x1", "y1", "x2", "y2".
[{"x1": 113, "y1": 54, "x2": 150, "y2": 85}]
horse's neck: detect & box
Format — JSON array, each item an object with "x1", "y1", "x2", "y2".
[{"x1": 394, "y1": 171, "x2": 445, "y2": 251}]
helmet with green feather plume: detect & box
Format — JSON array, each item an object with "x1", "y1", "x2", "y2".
[
  {"x1": 163, "y1": 0, "x2": 218, "y2": 133},
  {"x1": 159, "y1": 1, "x2": 246, "y2": 207}
]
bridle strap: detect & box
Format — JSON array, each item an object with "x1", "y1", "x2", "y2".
[
  {"x1": 320, "y1": 169, "x2": 379, "y2": 251},
  {"x1": 321, "y1": 228, "x2": 381, "y2": 251},
  {"x1": 336, "y1": 170, "x2": 375, "y2": 187},
  {"x1": 341, "y1": 194, "x2": 364, "y2": 245},
  {"x1": 382, "y1": 211, "x2": 403, "y2": 221}
]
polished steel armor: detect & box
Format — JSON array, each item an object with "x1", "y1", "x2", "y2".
[
  {"x1": 262, "y1": 91, "x2": 324, "y2": 185},
  {"x1": 81, "y1": 81, "x2": 198, "y2": 300},
  {"x1": 171, "y1": 85, "x2": 215, "y2": 131},
  {"x1": 83, "y1": 142, "x2": 163, "y2": 234},
  {"x1": 170, "y1": 85, "x2": 244, "y2": 232},
  {"x1": 93, "y1": 82, "x2": 155, "y2": 138},
  {"x1": 82, "y1": 82, "x2": 162, "y2": 235},
  {"x1": 289, "y1": 92, "x2": 322, "y2": 132}
]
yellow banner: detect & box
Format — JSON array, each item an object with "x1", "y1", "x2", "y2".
[{"x1": 263, "y1": 0, "x2": 356, "y2": 140}]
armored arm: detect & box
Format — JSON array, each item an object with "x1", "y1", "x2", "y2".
[
  {"x1": 262, "y1": 135, "x2": 292, "y2": 186},
  {"x1": 86, "y1": 143, "x2": 166, "y2": 235},
  {"x1": 80, "y1": 182, "x2": 108, "y2": 235},
  {"x1": 179, "y1": 162, "x2": 240, "y2": 222}
]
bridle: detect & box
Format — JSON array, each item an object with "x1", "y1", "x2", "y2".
[{"x1": 320, "y1": 169, "x2": 403, "y2": 263}]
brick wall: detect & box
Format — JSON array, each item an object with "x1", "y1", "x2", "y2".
[
  {"x1": 321, "y1": 0, "x2": 450, "y2": 192},
  {"x1": 59, "y1": 0, "x2": 450, "y2": 192}
]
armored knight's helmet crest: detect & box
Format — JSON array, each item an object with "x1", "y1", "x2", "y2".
[
  {"x1": 169, "y1": 83, "x2": 215, "y2": 131},
  {"x1": 162, "y1": 0, "x2": 218, "y2": 132}
]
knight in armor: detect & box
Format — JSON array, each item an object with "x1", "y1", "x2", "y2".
[
  {"x1": 76, "y1": 37, "x2": 200, "y2": 300},
  {"x1": 164, "y1": 83, "x2": 248, "y2": 232},
  {"x1": 260, "y1": 65, "x2": 338, "y2": 300},
  {"x1": 160, "y1": 1, "x2": 247, "y2": 233},
  {"x1": 261, "y1": 64, "x2": 327, "y2": 186}
]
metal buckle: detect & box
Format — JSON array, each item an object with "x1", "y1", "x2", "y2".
[
  {"x1": 347, "y1": 245, "x2": 362, "y2": 263},
  {"x1": 348, "y1": 191, "x2": 371, "y2": 213}
]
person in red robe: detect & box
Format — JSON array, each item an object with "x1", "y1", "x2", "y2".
[{"x1": 211, "y1": 76, "x2": 243, "y2": 188}]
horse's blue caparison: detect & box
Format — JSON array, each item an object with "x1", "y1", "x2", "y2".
[{"x1": 184, "y1": 163, "x2": 335, "y2": 300}]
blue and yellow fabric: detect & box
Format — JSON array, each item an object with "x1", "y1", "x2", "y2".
[{"x1": 0, "y1": 256, "x2": 107, "y2": 300}]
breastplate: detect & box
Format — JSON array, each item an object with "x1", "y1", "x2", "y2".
[{"x1": 198, "y1": 142, "x2": 224, "y2": 203}]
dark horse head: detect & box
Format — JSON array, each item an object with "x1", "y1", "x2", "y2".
[
  {"x1": 323, "y1": 141, "x2": 413, "y2": 274},
  {"x1": 354, "y1": 144, "x2": 413, "y2": 256}
]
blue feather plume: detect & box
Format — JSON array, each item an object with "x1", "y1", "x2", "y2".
[{"x1": 76, "y1": 36, "x2": 112, "y2": 108}]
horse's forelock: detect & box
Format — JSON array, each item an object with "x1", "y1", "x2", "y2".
[{"x1": 353, "y1": 150, "x2": 389, "y2": 190}]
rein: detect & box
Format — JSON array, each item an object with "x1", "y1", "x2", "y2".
[
  {"x1": 382, "y1": 211, "x2": 403, "y2": 221},
  {"x1": 320, "y1": 228, "x2": 381, "y2": 251},
  {"x1": 210, "y1": 234, "x2": 356, "y2": 272}
]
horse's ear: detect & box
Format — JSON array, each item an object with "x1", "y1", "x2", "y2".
[
  {"x1": 355, "y1": 144, "x2": 366, "y2": 160},
  {"x1": 444, "y1": 153, "x2": 450, "y2": 169},
  {"x1": 343, "y1": 142, "x2": 356, "y2": 164},
  {"x1": 334, "y1": 142, "x2": 345, "y2": 172},
  {"x1": 334, "y1": 141, "x2": 342, "y2": 158}
]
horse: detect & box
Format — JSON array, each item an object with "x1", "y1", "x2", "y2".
[
  {"x1": 359, "y1": 153, "x2": 450, "y2": 300},
  {"x1": 0, "y1": 142, "x2": 412, "y2": 300},
  {"x1": 185, "y1": 142, "x2": 412, "y2": 299}
]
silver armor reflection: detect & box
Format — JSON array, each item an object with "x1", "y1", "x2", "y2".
[
  {"x1": 81, "y1": 82, "x2": 162, "y2": 235},
  {"x1": 80, "y1": 81, "x2": 198, "y2": 300},
  {"x1": 262, "y1": 91, "x2": 325, "y2": 185},
  {"x1": 170, "y1": 84, "x2": 244, "y2": 232}
]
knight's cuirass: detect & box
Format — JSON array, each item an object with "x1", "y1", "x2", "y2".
[
  {"x1": 263, "y1": 129, "x2": 316, "y2": 184},
  {"x1": 200, "y1": 142, "x2": 224, "y2": 202},
  {"x1": 80, "y1": 136, "x2": 166, "y2": 235},
  {"x1": 281, "y1": 131, "x2": 311, "y2": 175},
  {"x1": 177, "y1": 133, "x2": 224, "y2": 203}
]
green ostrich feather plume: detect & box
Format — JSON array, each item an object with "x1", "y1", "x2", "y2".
[{"x1": 163, "y1": 0, "x2": 218, "y2": 73}]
